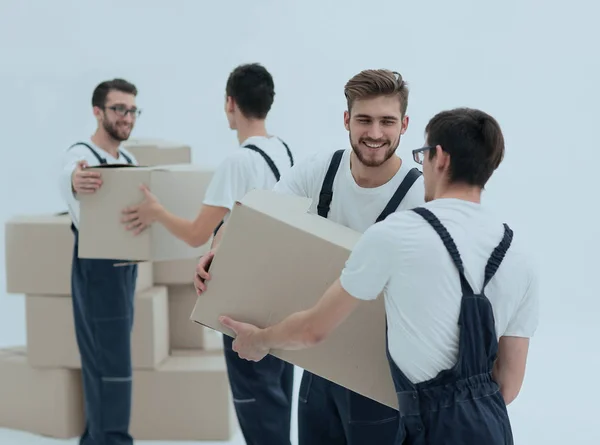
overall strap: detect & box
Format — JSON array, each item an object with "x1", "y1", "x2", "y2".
[
  {"x1": 278, "y1": 138, "x2": 295, "y2": 167},
  {"x1": 412, "y1": 207, "x2": 474, "y2": 295},
  {"x1": 120, "y1": 150, "x2": 134, "y2": 165},
  {"x1": 69, "y1": 142, "x2": 106, "y2": 165},
  {"x1": 244, "y1": 144, "x2": 281, "y2": 181},
  {"x1": 69, "y1": 142, "x2": 134, "y2": 165},
  {"x1": 317, "y1": 149, "x2": 344, "y2": 218},
  {"x1": 482, "y1": 224, "x2": 513, "y2": 291},
  {"x1": 376, "y1": 167, "x2": 422, "y2": 222}
]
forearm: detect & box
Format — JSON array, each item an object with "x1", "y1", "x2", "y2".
[
  {"x1": 492, "y1": 360, "x2": 520, "y2": 405},
  {"x1": 156, "y1": 209, "x2": 209, "y2": 248},
  {"x1": 258, "y1": 310, "x2": 323, "y2": 352}
]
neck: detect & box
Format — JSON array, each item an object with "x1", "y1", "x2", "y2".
[
  {"x1": 435, "y1": 183, "x2": 482, "y2": 204},
  {"x1": 349, "y1": 151, "x2": 402, "y2": 188},
  {"x1": 91, "y1": 130, "x2": 120, "y2": 158},
  {"x1": 236, "y1": 118, "x2": 268, "y2": 145}
]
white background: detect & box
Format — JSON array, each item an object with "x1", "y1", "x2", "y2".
[{"x1": 0, "y1": 0, "x2": 598, "y2": 444}]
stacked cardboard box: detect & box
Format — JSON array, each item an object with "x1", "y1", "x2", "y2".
[{"x1": 1, "y1": 140, "x2": 238, "y2": 440}]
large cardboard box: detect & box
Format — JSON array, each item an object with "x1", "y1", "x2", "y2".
[
  {"x1": 78, "y1": 164, "x2": 213, "y2": 261},
  {"x1": 0, "y1": 347, "x2": 84, "y2": 438},
  {"x1": 130, "y1": 351, "x2": 237, "y2": 440},
  {"x1": 168, "y1": 284, "x2": 223, "y2": 351},
  {"x1": 123, "y1": 138, "x2": 192, "y2": 166},
  {"x1": 26, "y1": 286, "x2": 169, "y2": 369},
  {"x1": 4, "y1": 212, "x2": 153, "y2": 295},
  {"x1": 191, "y1": 189, "x2": 398, "y2": 409}
]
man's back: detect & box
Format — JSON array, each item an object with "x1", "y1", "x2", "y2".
[
  {"x1": 203, "y1": 135, "x2": 293, "y2": 211},
  {"x1": 343, "y1": 198, "x2": 539, "y2": 384}
]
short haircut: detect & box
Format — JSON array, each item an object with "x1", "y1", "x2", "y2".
[
  {"x1": 426, "y1": 107, "x2": 505, "y2": 188},
  {"x1": 344, "y1": 69, "x2": 409, "y2": 116},
  {"x1": 225, "y1": 63, "x2": 275, "y2": 119},
  {"x1": 92, "y1": 78, "x2": 138, "y2": 108}
]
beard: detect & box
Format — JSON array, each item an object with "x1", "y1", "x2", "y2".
[
  {"x1": 104, "y1": 119, "x2": 132, "y2": 142},
  {"x1": 350, "y1": 132, "x2": 400, "y2": 168}
]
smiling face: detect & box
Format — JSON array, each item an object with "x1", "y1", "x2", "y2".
[
  {"x1": 95, "y1": 90, "x2": 138, "y2": 142},
  {"x1": 344, "y1": 94, "x2": 409, "y2": 167}
]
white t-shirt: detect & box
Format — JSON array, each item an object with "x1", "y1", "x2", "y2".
[
  {"x1": 273, "y1": 148, "x2": 425, "y2": 232},
  {"x1": 203, "y1": 136, "x2": 294, "y2": 218},
  {"x1": 340, "y1": 198, "x2": 540, "y2": 384},
  {"x1": 59, "y1": 139, "x2": 138, "y2": 229}
]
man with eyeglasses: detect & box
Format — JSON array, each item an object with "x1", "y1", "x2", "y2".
[
  {"x1": 59, "y1": 78, "x2": 141, "y2": 445},
  {"x1": 220, "y1": 107, "x2": 539, "y2": 445}
]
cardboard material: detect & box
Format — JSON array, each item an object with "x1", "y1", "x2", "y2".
[
  {"x1": 130, "y1": 351, "x2": 237, "y2": 440},
  {"x1": 4, "y1": 212, "x2": 153, "y2": 295},
  {"x1": 0, "y1": 347, "x2": 84, "y2": 438},
  {"x1": 26, "y1": 286, "x2": 169, "y2": 369},
  {"x1": 168, "y1": 284, "x2": 223, "y2": 351},
  {"x1": 191, "y1": 189, "x2": 398, "y2": 410},
  {"x1": 78, "y1": 164, "x2": 213, "y2": 261},
  {"x1": 154, "y1": 257, "x2": 203, "y2": 284},
  {"x1": 123, "y1": 138, "x2": 192, "y2": 166}
]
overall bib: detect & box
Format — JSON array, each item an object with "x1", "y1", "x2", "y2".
[
  {"x1": 386, "y1": 206, "x2": 514, "y2": 445},
  {"x1": 69, "y1": 142, "x2": 138, "y2": 445},
  {"x1": 219, "y1": 140, "x2": 296, "y2": 445},
  {"x1": 298, "y1": 149, "x2": 423, "y2": 445}
]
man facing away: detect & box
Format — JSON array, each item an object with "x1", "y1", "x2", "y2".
[
  {"x1": 221, "y1": 107, "x2": 540, "y2": 445},
  {"x1": 195, "y1": 69, "x2": 425, "y2": 445},
  {"x1": 120, "y1": 63, "x2": 296, "y2": 445},
  {"x1": 59, "y1": 78, "x2": 141, "y2": 445}
]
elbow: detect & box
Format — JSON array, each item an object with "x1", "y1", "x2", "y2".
[
  {"x1": 188, "y1": 234, "x2": 209, "y2": 248},
  {"x1": 499, "y1": 382, "x2": 522, "y2": 406},
  {"x1": 303, "y1": 326, "x2": 327, "y2": 348}
]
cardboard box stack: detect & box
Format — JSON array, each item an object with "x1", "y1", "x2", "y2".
[{"x1": 1, "y1": 139, "x2": 237, "y2": 441}]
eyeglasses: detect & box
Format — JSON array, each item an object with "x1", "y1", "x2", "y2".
[
  {"x1": 105, "y1": 104, "x2": 142, "y2": 118},
  {"x1": 412, "y1": 146, "x2": 435, "y2": 165}
]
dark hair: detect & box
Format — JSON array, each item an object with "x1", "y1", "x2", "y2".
[
  {"x1": 425, "y1": 107, "x2": 505, "y2": 188},
  {"x1": 225, "y1": 63, "x2": 275, "y2": 119},
  {"x1": 344, "y1": 69, "x2": 409, "y2": 116},
  {"x1": 92, "y1": 78, "x2": 138, "y2": 108}
]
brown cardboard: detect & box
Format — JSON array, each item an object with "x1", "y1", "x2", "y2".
[
  {"x1": 153, "y1": 256, "x2": 202, "y2": 284},
  {"x1": 123, "y1": 138, "x2": 192, "y2": 166},
  {"x1": 130, "y1": 351, "x2": 237, "y2": 440},
  {"x1": 191, "y1": 189, "x2": 398, "y2": 410},
  {"x1": 0, "y1": 347, "x2": 84, "y2": 438},
  {"x1": 78, "y1": 164, "x2": 213, "y2": 261},
  {"x1": 168, "y1": 284, "x2": 223, "y2": 351},
  {"x1": 26, "y1": 286, "x2": 169, "y2": 369},
  {"x1": 4, "y1": 212, "x2": 153, "y2": 295}
]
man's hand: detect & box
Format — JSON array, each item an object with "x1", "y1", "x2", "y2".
[
  {"x1": 194, "y1": 250, "x2": 215, "y2": 296},
  {"x1": 121, "y1": 184, "x2": 162, "y2": 235},
  {"x1": 219, "y1": 315, "x2": 270, "y2": 362},
  {"x1": 71, "y1": 160, "x2": 102, "y2": 194}
]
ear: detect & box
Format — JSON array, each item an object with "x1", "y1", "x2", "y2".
[
  {"x1": 435, "y1": 145, "x2": 450, "y2": 172},
  {"x1": 400, "y1": 115, "x2": 409, "y2": 135},
  {"x1": 225, "y1": 96, "x2": 234, "y2": 113},
  {"x1": 344, "y1": 111, "x2": 350, "y2": 131},
  {"x1": 92, "y1": 106, "x2": 102, "y2": 120}
]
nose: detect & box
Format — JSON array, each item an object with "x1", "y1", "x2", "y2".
[
  {"x1": 367, "y1": 122, "x2": 384, "y2": 140},
  {"x1": 122, "y1": 112, "x2": 135, "y2": 124}
]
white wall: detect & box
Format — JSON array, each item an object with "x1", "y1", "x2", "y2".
[{"x1": 0, "y1": 0, "x2": 598, "y2": 444}]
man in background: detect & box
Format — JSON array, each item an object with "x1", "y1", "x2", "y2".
[
  {"x1": 120, "y1": 63, "x2": 296, "y2": 445},
  {"x1": 59, "y1": 78, "x2": 141, "y2": 445}
]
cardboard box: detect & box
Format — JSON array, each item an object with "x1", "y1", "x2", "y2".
[
  {"x1": 0, "y1": 347, "x2": 84, "y2": 438},
  {"x1": 191, "y1": 189, "x2": 398, "y2": 409},
  {"x1": 154, "y1": 257, "x2": 203, "y2": 284},
  {"x1": 130, "y1": 351, "x2": 237, "y2": 440},
  {"x1": 168, "y1": 284, "x2": 223, "y2": 351},
  {"x1": 26, "y1": 286, "x2": 169, "y2": 369},
  {"x1": 123, "y1": 138, "x2": 192, "y2": 166},
  {"x1": 4, "y1": 212, "x2": 153, "y2": 295},
  {"x1": 78, "y1": 164, "x2": 214, "y2": 261}
]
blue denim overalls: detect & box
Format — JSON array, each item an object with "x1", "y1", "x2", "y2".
[{"x1": 385, "y1": 206, "x2": 514, "y2": 444}]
